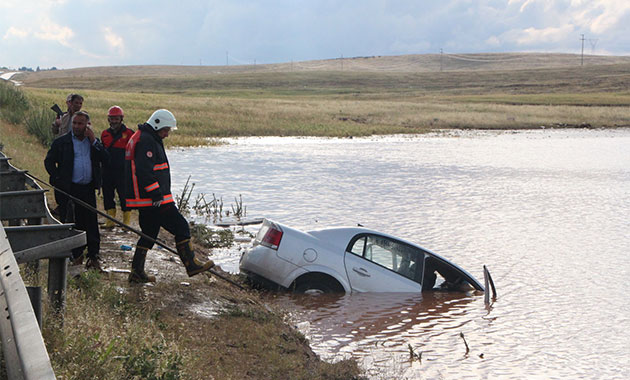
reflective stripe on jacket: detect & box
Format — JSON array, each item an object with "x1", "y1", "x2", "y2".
[{"x1": 124, "y1": 123, "x2": 174, "y2": 208}]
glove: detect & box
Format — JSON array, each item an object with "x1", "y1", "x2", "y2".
[{"x1": 152, "y1": 200, "x2": 163, "y2": 208}]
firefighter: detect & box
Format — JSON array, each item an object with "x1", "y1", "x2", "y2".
[
  {"x1": 124, "y1": 109, "x2": 214, "y2": 283},
  {"x1": 101, "y1": 106, "x2": 134, "y2": 227}
]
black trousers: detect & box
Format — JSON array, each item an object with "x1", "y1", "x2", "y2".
[
  {"x1": 136, "y1": 204, "x2": 190, "y2": 249},
  {"x1": 59, "y1": 183, "x2": 100, "y2": 259},
  {"x1": 102, "y1": 170, "x2": 127, "y2": 211}
]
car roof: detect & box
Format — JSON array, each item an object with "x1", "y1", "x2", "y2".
[{"x1": 301, "y1": 225, "x2": 484, "y2": 290}]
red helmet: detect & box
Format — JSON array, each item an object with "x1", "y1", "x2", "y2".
[{"x1": 107, "y1": 106, "x2": 124, "y2": 117}]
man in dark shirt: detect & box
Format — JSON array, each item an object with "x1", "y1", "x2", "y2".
[{"x1": 44, "y1": 111, "x2": 109, "y2": 270}]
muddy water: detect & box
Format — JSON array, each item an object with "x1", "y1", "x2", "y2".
[{"x1": 169, "y1": 129, "x2": 630, "y2": 379}]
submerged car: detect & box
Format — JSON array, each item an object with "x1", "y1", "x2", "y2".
[{"x1": 239, "y1": 219, "x2": 484, "y2": 294}]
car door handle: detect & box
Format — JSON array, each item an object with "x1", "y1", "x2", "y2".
[{"x1": 352, "y1": 267, "x2": 371, "y2": 277}]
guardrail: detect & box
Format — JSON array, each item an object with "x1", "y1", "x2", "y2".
[
  {"x1": 0, "y1": 151, "x2": 86, "y2": 379},
  {"x1": 1, "y1": 225, "x2": 56, "y2": 380}
]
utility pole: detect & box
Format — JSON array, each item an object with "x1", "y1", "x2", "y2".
[
  {"x1": 440, "y1": 48, "x2": 443, "y2": 72},
  {"x1": 226, "y1": 51, "x2": 229, "y2": 66},
  {"x1": 580, "y1": 34, "x2": 585, "y2": 66}
]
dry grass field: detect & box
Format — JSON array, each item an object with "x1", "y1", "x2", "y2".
[{"x1": 13, "y1": 52, "x2": 630, "y2": 145}]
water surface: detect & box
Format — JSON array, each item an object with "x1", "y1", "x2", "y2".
[{"x1": 170, "y1": 129, "x2": 630, "y2": 379}]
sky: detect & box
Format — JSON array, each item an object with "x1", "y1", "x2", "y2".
[{"x1": 1, "y1": 0, "x2": 629, "y2": 69}]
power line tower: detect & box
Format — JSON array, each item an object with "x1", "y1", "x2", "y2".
[
  {"x1": 580, "y1": 34, "x2": 585, "y2": 66},
  {"x1": 589, "y1": 38, "x2": 598, "y2": 53}
]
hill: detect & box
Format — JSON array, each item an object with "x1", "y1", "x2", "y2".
[
  {"x1": 16, "y1": 52, "x2": 630, "y2": 80},
  {"x1": 6, "y1": 52, "x2": 630, "y2": 143},
  {"x1": 13, "y1": 53, "x2": 630, "y2": 97}
]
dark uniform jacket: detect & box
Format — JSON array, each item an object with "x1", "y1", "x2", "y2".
[
  {"x1": 44, "y1": 132, "x2": 109, "y2": 191},
  {"x1": 124, "y1": 123, "x2": 174, "y2": 208},
  {"x1": 101, "y1": 124, "x2": 134, "y2": 173}
]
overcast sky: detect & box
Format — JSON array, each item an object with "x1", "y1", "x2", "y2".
[{"x1": 1, "y1": 0, "x2": 629, "y2": 69}]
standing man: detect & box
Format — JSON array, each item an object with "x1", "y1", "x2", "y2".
[
  {"x1": 125, "y1": 109, "x2": 214, "y2": 283},
  {"x1": 101, "y1": 106, "x2": 134, "y2": 227},
  {"x1": 51, "y1": 93, "x2": 84, "y2": 138},
  {"x1": 45, "y1": 111, "x2": 109, "y2": 270}
]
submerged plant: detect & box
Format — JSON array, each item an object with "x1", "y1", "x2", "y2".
[
  {"x1": 175, "y1": 175, "x2": 194, "y2": 212},
  {"x1": 190, "y1": 223, "x2": 234, "y2": 248}
]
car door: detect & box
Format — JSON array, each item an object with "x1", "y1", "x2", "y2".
[{"x1": 344, "y1": 234, "x2": 423, "y2": 293}]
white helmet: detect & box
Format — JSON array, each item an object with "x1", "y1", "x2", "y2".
[{"x1": 146, "y1": 109, "x2": 177, "y2": 131}]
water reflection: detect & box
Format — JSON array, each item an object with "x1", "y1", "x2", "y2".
[{"x1": 268, "y1": 292, "x2": 480, "y2": 377}]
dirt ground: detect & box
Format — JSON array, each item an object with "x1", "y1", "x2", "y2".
[{"x1": 78, "y1": 219, "x2": 248, "y2": 317}]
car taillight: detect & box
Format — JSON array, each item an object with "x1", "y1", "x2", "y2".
[{"x1": 260, "y1": 222, "x2": 283, "y2": 250}]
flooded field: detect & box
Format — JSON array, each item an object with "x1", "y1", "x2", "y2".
[{"x1": 169, "y1": 129, "x2": 630, "y2": 379}]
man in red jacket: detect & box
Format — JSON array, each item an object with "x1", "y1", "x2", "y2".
[
  {"x1": 101, "y1": 106, "x2": 134, "y2": 227},
  {"x1": 124, "y1": 109, "x2": 214, "y2": 283}
]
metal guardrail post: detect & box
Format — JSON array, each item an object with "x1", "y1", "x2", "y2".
[
  {"x1": 26, "y1": 286, "x2": 42, "y2": 328},
  {"x1": 47, "y1": 258, "x2": 68, "y2": 313},
  {"x1": 0, "y1": 156, "x2": 10, "y2": 171}
]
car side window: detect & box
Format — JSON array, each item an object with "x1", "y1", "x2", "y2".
[
  {"x1": 366, "y1": 236, "x2": 395, "y2": 270},
  {"x1": 365, "y1": 235, "x2": 424, "y2": 282},
  {"x1": 350, "y1": 237, "x2": 366, "y2": 256}
]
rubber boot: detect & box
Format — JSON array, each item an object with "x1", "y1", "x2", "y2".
[
  {"x1": 122, "y1": 210, "x2": 132, "y2": 225},
  {"x1": 104, "y1": 209, "x2": 116, "y2": 228},
  {"x1": 176, "y1": 239, "x2": 215, "y2": 277},
  {"x1": 128, "y1": 246, "x2": 156, "y2": 283}
]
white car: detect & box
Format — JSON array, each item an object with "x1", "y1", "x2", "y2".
[{"x1": 239, "y1": 219, "x2": 484, "y2": 294}]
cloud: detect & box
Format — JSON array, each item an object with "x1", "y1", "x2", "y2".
[
  {"x1": 3, "y1": 26, "x2": 29, "y2": 40},
  {"x1": 574, "y1": 0, "x2": 630, "y2": 34},
  {"x1": 103, "y1": 27, "x2": 124, "y2": 53},
  {"x1": 485, "y1": 36, "x2": 501, "y2": 47},
  {"x1": 516, "y1": 25, "x2": 575, "y2": 45},
  {"x1": 2, "y1": 0, "x2": 630, "y2": 69},
  {"x1": 33, "y1": 18, "x2": 74, "y2": 47}
]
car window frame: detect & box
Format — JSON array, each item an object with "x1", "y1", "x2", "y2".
[{"x1": 346, "y1": 233, "x2": 426, "y2": 285}]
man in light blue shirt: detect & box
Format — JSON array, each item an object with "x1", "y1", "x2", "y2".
[
  {"x1": 71, "y1": 127, "x2": 93, "y2": 184},
  {"x1": 45, "y1": 111, "x2": 109, "y2": 270}
]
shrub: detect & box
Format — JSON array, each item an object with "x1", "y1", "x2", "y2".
[
  {"x1": 0, "y1": 81, "x2": 29, "y2": 124},
  {"x1": 24, "y1": 106, "x2": 54, "y2": 146}
]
